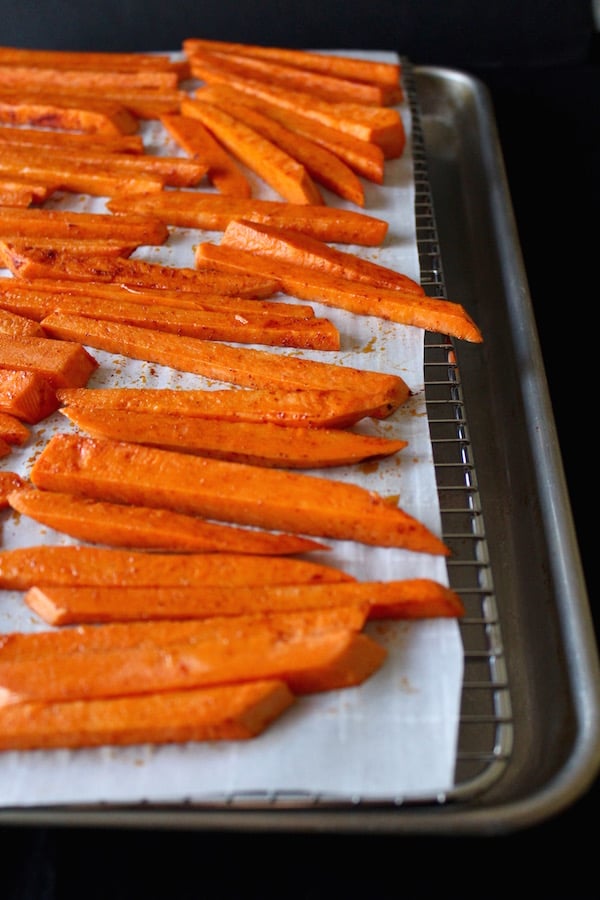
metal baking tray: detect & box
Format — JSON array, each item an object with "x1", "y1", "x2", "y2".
[{"x1": 1, "y1": 62, "x2": 598, "y2": 835}]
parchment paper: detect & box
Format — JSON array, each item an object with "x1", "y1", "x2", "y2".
[{"x1": 0, "y1": 51, "x2": 464, "y2": 806}]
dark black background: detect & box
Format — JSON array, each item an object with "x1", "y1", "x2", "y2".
[{"x1": 1, "y1": 2, "x2": 598, "y2": 896}]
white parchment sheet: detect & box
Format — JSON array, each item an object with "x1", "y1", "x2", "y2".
[{"x1": 0, "y1": 51, "x2": 464, "y2": 806}]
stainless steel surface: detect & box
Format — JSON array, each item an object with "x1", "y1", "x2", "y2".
[{"x1": 1, "y1": 63, "x2": 597, "y2": 834}]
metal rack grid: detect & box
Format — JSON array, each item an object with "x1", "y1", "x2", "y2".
[{"x1": 408, "y1": 60, "x2": 514, "y2": 802}]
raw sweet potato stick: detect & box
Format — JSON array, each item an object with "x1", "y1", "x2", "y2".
[{"x1": 29, "y1": 434, "x2": 449, "y2": 554}]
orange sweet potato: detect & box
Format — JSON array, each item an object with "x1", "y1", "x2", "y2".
[
  {"x1": 0, "y1": 369, "x2": 60, "y2": 423},
  {"x1": 0, "y1": 679, "x2": 295, "y2": 750},
  {"x1": 0, "y1": 207, "x2": 168, "y2": 244},
  {"x1": 221, "y1": 217, "x2": 424, "y2": 294},
  {"x1": 0, "y1": 411, "x2": 30, "y2": 445},
  {"x1": 0, "y1": 178, "x2": 55, "y2": 206},
  {"x1": 195, "y1": 242, "x2": 484, "y2": 343},
  {"x1": 0, "y1": 91, "x2": 139, "y2": 134},
  {"x1": 0, "y1": 607, "x2": 367, "y2": 660},
  {"x1": 0, "y1": 125, "x2": 145, "y2": 153},
  {"x1": 195, "y1": 84, "x2": 386, "y2": 184},
  {"x1": 188, "y1": 48, "x2": 403, "y2": 107},
  {"x1": 8, "y1": 488, "x2": 327, "y2": 555},
  {"x1": 0, "y1": 332, "x2": 98, "y2": 389},
  {"x1": 0, "y1": 46, "x2": 188, "y2": 76},
  {"x1": 0, "y1": 307, "x2": 46, "y2": 338},
  {"x1": 0, "y1": 543, "x2": 352, "y2": 590},
  {"x1": 0, "y1": 626, "x2": 386, "y2": 704},
  {"x1": 56, "y1": 385, "x2": 403, "y2": 426},
  {"x1": 190, "y1": 73, "x2": 405, "y2": 158},
  {"x1": 160, "y1": 113, "x2": 252, "y2": 197},
  {"x1": 59, "y1": 406, "x2": 407, "y2": 467},
  {"x1": 0, "y1": 278, "x2": 313, "y2": 321},
  {"x1": 7, "y1": 250, "x2": 279, "y2": 297},
  {"x1": 41, "y1": 312, "x2": 411, "y2": 402},
  {"x1": 23, "y1": 577, "x2": 465, "y2": 626},
  {"x1": 183, "y1": 39, "x2": 401, "y2": 88},
  {"x1": 0, "y1": 239, "x2": 140, "y2": 267},
  {"x1": 107, "y1": 191, "x2": 388, "y2": 244},
  {"x1": 0, "y1": 144, "x2": 207, "y2": 188},
  {"x1": 0, "y1": 470, "x2": 25, "y2": 508},
  {"x1": 197, "y1": 91, "x2": 366, "y2": 206},
  {"x1": 0, "y1": 154, "x2": 164, "y2": 196},
  {"x1": 30, "y1": 434, "x2": 449, "y2": 554},
  {"x1": 180, "y1": 97, "x2": 323, "y2": 205},
  {"x1": 0, "y1": 64, "x2": 180, "y2": 92}
]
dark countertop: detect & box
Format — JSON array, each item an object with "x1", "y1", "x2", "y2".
[{"x1": 1, "y1": 6, "x2": 599, "y2": 896}]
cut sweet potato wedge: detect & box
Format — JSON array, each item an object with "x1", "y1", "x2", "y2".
[
  {"x1": 0, "y1": 239, "x2": 140, "y2": 267},
  {"x1": 0, "y1": 125, "x2": 145, "y2": 153},
  {"x1": 59, "y1": 406, "x2": 406, "y2": 467},
  {"x1": 56, "y1": 385, "x2": 403, "y2": 427},
  {"x1": 197, "y1": 91, "x2": 365, "y2": 206},
  {"x1": 0, "y1": 607, "x2": 368, "y2": 660},
  {"x1": 23, "y1": 577, "x2": 465, "y2": 626},
  {"x1": 41, "y1": 312, "x2": 412, "y2": 402},
  {"x1": 0, "y1": 207, "x2": 168, "y2": 244},
  {"x1": 221, "y1": 217, "x2": 423, "y2": 294},
  {"x1": 30, "y1": 434, "x2": 449, "y2": 554},
  {"x1": 160, "y1": 113, "x2": 252, "y2": 197},
  {"x1": 0, "y1": 307, "x2": 46, "y2": 338},
  {"x1": 6, "y1": 250, "x2": 279, "y2": 297},
  {"x1": 0, "y1": 46, "x2": 188, "y2": 75},
  {"x1": 0, "y1": 626, "x2": 386, "y2": 704},
  {"x1": 0, "y1": 411, "x2": 30, "y2": 445},
  {"x1": 0, "y1": 470, "x2": 25, "y2": 508},
  {"x1": 0, "y1": 91, "x2": 139, "y2": 134},
  {"x1": 0, "y1": 178, "x2": 55, "y2": 206},
  {"x1": 188, "y1": 49, "x2": 402, "y2": 107},
  {"x1": 0, "y1": 679, "x2": 295, "y2": 750},
  {"x1": 0, "y1": 154, "x2": 163, "y2": 196},
  {"x1": 195, "y1": 84, "x2": 386, "y2": 184},
  {"x1": 0, "y1": 65, "x2": 180, "y2": 93},
  {"x1": 195, "y1": 242, "x2": 484, "y2": 343},
  {"x1": 0, "y1": 543, "x2": 352, "y2": 591},
  {"x1": 0, "y1": 369, "x2": 60, "y2": 423},
  {"x1": 8, "y1": 488, "x2": 328, "y2": 555},
  {"x1": 180, "y1": 97, "x2": 323, "y2": 205},
  {"x1": 0, "y1": 333, "x2": 98, "y2": 389},
  {"x1": 183, "y1": 39, "x2": 401, "y2": 88},
  {"x1": 107, "y1": 191, "x2": 388, "y2": 244},
  {"x1": 190, "y1": 74, "x2": 405, "y2": 158}
]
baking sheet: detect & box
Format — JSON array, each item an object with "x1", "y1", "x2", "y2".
[{"x1": 0, "y1": 51, "x2": 464, "y2": 807}]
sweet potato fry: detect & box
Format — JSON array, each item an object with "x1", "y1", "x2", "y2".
[
  {"x1": 0, "y1": 470, "x2": 25, "y2": 508},
  {"x1": 0, "y1": 607, "x2": 366, "y2": 660},
  {"x1": 0, "y1": 178, "x2": 56, "y2": 206},
  {"x1": 188, "y1": 49, "x2": 402, "y2": 106},
  {"x1": 180, "y1": 97, "x2": 323, "y2": 204},
  {"x1": 0, "y1": 679, "x2": 295, "y2": 750},
  {"x1": 0, "y1": 543, "x2": 352, "y2": 590},
  {"x1": 0, "y1": 369, "x2": 60, "y2": 423},
  {"x1": 6, "y1": 251, "x2": 279, "y2": 296},
  {"x1": 56, "y1": 385, "x2": 403, "y2": 426},
  {"x1": 0, "y1": 155, "x2": 164, "y2": 197},
  {"x1": 221, "y1": 217, "x2": 424, "y2": 294},
  {"x1": 107, "y1": 191, "x2": 388, "y2": 244},
  {"x1": 30, "y1": 434, "x2": 449, "y2": 554},
  {"x1": 0, "y1": 333, "x2": 98, "y2": 389},
  {"x1": 195, "y1": 242, "x2": 484, "y2": 343},
  {"x1": 0, "y1": 46, "x2": 188, "y2": 76},
  {"x1": 0, "y1": 626, "x2": 386, "y2": 704},
  {"x1": 160, "y1": 113, "x2": 252, "y2": 197},
  {"x1": 0, "y1": 307, "x2": 46, "y2": 338},
  {"x1": 7, "y1": 488, "x2": 327, "y2": 555},
  {"x1": 0, "y1": 239, "x2": 140, "y2": 268},
  {"x1": 0, "y1": 125, "x2": 145, "y2": 153},
  {"x1": 190, "y1": 74, "x2": 405, "y2": 158},
  {"x1": 59, "y1": 406, "x2": 406, "y2": 467},
  {"x1": 191, "y1": 91, "x2": 365, "y2": 206},
  {"x1": 23, "y1": 577, "x2": 464, "y2": 626},
  {"x1": 0, "y1": 411, "x2": 30, "y2": 445},
  {"x1": 34, "y1": 294, "x2": 339, "y2": 350},
  {"x1": 41, "y1": 313, "x2": 412, "y2": 401},
  {"x1": 0, "y1": 278, "x2": 313, "y2": 321},
  {"x1": 195, "y1": 84, "x2": 386, "y2": 184},
  {"x1": 0, "y1": 207, "x2": 168, "y2": 244},
  {"x1": 0, "y1": 91, "x2": 139, "y2": 134},
  {"x1": 0, "y1": 65, "x2": 180, "y2": 93},
  {"x1": 183, "y1": 39, "x2": 401, "y2": 88},
  {"x1": 0, "y1": 145, "x2": 207, "y2": 188}
]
